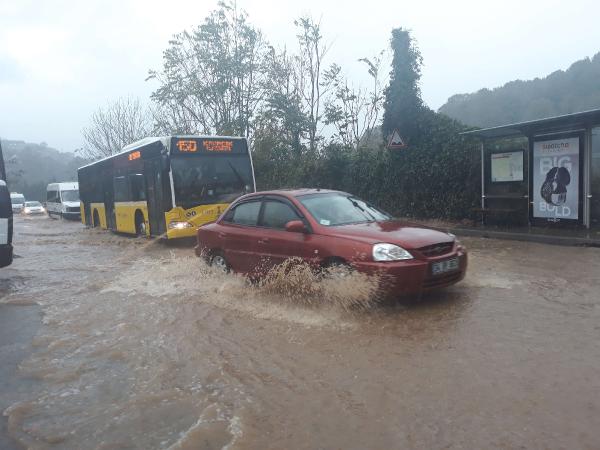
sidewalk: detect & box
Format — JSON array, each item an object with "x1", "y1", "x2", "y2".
[{"x1": 449, "y1": 224, "x2": 600, "y2": 247}]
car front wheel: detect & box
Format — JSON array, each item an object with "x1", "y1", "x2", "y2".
[
  {"x1": 210, "y1": 252, "x2": 230, "y2": 273},
  {"x1": 323, "y1": 259, "x2": 354, "y2": 279}
]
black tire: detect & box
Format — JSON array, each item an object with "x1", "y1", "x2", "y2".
[
  {"x1": 93, "y1": 210, "x2": 100, "y2": 228},
  {"x1": 134, "y1": 211, "x2": 147, "y2": 236},
  {"x1": 210, "y1": 251, "x2": 230, "y2": 273}
]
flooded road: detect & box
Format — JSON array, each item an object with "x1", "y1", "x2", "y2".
[{"x1": 1, "y1": 216, "x2": 600, "y2": 449}]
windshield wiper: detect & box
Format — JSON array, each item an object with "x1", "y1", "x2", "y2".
[{"x1": 349, "y1": 198, "x2": 377, "y2": 221}]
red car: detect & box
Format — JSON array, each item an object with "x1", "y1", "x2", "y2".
[{"x1": 195, "y1": 189, "x2": 467, "y2": 296}]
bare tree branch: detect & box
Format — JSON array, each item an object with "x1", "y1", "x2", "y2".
[{"x1": 80, "y1": 97, "x2": 152, "y2": 160}]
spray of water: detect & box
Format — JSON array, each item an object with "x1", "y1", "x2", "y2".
[{"x1": 257, "y1": 257, "x2": 381, "y2": 312}]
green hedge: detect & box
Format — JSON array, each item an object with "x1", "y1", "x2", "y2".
[{"x1": 252, "y1": 112, "x2": 481, "y2": 221}]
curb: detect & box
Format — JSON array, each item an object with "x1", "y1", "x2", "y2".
[{"x1": 449, "y1": 227, "x2": 600, "y2": 248}]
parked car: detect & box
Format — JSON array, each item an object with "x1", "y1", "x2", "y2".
[
  {"x1": 22, "y1": 201, "x2": 46, "y2": 215},
  {"x1": 195, "y1": 189, "x2": 467, "y2": 297}
]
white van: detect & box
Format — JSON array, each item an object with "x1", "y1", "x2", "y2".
[
  {"x1": 46, "y1": 182, "x2": 80, "y2": 219},
  {"x1": 10, "y1": 192, "x2": 25, "y2": 213}
]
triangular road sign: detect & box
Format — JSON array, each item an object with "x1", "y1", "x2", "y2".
[{"x1": 387, "y1": 129, "x2": 406, "y2": 149}]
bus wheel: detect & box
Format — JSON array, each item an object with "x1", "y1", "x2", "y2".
[
  {"x1": 93, "y1": 210, "x2": 100, "y2": 228},
  {"x1": 135, "y1": 211, "x2": 147, "y2": 236},
  {"x1": 210, "y1": 251, "x2": 230, "y2": 273}
]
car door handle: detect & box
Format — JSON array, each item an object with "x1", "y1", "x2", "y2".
[
  {"x1": 218, "y1": 232, "x2": 228, "y2": 238},
  {"x1": 258, "y1": 238, "x2": 270, "y2": 244}
]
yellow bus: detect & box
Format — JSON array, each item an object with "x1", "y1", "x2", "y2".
[{"x1": 78, "y1": 136, "x2": 255, "y2": 239}]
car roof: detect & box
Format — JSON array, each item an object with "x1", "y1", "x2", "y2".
[
  {"x1": 242, "y1": 188, "x2": 344, "y2": 199},
  {"x1": 47, "y1": 182, "x2": 78, "y2": 189}
]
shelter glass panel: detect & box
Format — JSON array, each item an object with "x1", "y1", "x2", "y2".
[{"x1": 591, "y1": 127, "x2": 600, "y2": 227}]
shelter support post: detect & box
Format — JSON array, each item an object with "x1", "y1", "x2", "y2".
[
  {"x1": 584, "y1": 127, "x2": 592, "y2": 229},
  {"x1": 480, "y1": 140, "x2": 485, "y2": 225}
]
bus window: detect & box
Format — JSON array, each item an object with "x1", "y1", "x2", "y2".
[
  {"x1": 114, "y1": 177, "x2": 128, "y2": 202},
  {"x1": 130, "y1": 174, "x2": 146, "y2": 201},
  {"x1": 171, "y1": 156, "x2": 253, "y2": 209}
]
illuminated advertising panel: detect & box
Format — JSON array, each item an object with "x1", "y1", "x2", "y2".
[{"x1": 532, "y1": 137, "x2": 580, "y2": 221}]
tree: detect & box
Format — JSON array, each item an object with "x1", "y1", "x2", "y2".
[
  {"x1": 381, "y1": 28, "x2": 424, "y2": 144},
  {"x1": 81, "y1": 97, "x2": 151, "y2": 160},
  {"x1": 294, "y1": 16, "x2": 333, "y2": 152},
  {"x1": 148, "y1": 1, "x2": 266, "y2": 137},
  {"x1": 323, "y1": 52, "x2": 385, "y2": 149},
  {"x1": 258, "y1": 46, "x2": 310, "y2": 155}
]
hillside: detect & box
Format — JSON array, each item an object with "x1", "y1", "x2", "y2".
[
  {"x1": 1, "y1": 139, "x2": 89, "y2": 201},
  {"x1": 439, "y1": 52, "x2": 600, "y2": 127}
]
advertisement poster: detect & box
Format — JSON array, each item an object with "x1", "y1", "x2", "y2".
[
  {"x1": 532, "y1": 137, "x2": 579, "y2": 220},
  {"x1": 491, "y1": 151, "x2": 523, "y2": 182}
]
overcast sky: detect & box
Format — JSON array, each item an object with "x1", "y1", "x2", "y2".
[{"x1": 1, "y1": 0, "x2": 600, "y2": 153}]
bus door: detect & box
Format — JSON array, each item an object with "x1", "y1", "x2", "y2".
[
  {"x1": 144, "y1": 158, "x2": 166, "y2": 237},
  {"x1": 102, "y1": 168, "x2": 116, "y2": 230}
]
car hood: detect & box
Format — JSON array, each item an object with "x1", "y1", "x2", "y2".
[
  {"x1": 325, "y1": 220, "x2": 453, "y2": 249},
  {"x1": 63, "y1": 201, "x2": 80, "y2": 208}
]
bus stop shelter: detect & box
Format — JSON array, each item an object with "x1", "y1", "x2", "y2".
[{"x1": 461, "y1": 109, "x2": 600, "y2": 231}]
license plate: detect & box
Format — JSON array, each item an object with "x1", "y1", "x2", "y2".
[{"x1": 431, "y1": 257, "x2": 459, "y2": 275}]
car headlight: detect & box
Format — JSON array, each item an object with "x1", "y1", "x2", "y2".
[
  {"x1": 447, "y1": 232, "x2": 462, "y2": 247},
  {"x1": 372, "y1": 243, "x2": 413, "y2": 261},
  {"x1": 168, "y1": 221, "x2": 194, "y2": 230}
]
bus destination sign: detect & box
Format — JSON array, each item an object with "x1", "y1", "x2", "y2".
[
  {"x1": 172, "y1": 138, "x2": 245, "y2": 155},
  {"x1": 128, "y1": 150, "x2": 141, "y2": 161},
  {"x1": 176, "y1": 140, "x2": 198, "y2": 152},
  {"x1": 202, "y1": 140, "x2": 233, "y2": 152}
]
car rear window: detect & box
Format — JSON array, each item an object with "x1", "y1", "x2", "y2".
[
  {"x1": 260, "y1": 201, "x2": 300, "y2": 229},
  {"x1": 229, "y1": 201, "x2": 261, "y2": 226}
]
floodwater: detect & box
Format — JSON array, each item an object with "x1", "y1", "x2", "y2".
[{"x1": 1, "y1": 215, "x2": 600, "y2": 449}]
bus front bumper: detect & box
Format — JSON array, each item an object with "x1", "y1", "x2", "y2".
[{"x1": 166, "y1": 226, "x2": 197, "y2": 239}]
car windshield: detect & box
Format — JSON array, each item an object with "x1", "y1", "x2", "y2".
[
  {"x1": 25, "y1": 201, "x2": 41, "y2": 207},
  {"x1": 171, "y1": 155, "x2": 254, "y2": 208},
  {"x1": 61, "y1": 190, "x2": 79, "y2": 202},
  {"x1": 11, "y1": 196, "x2": 25, "y2": 204},
  {"x1": 299, "y1": 193, "x2": 391, "y2": 226}
]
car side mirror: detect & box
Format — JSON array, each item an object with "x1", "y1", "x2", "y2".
[{"x1": 285, "y1": 220, "x2": 308, "y2": 233}]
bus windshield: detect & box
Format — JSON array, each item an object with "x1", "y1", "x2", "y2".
[
  {"x1": 61, "y1": 190, "x2": 79, "y2": 202},
  {"x1": 171, "y1": 155, "x2": 254, "y2": 208}
]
